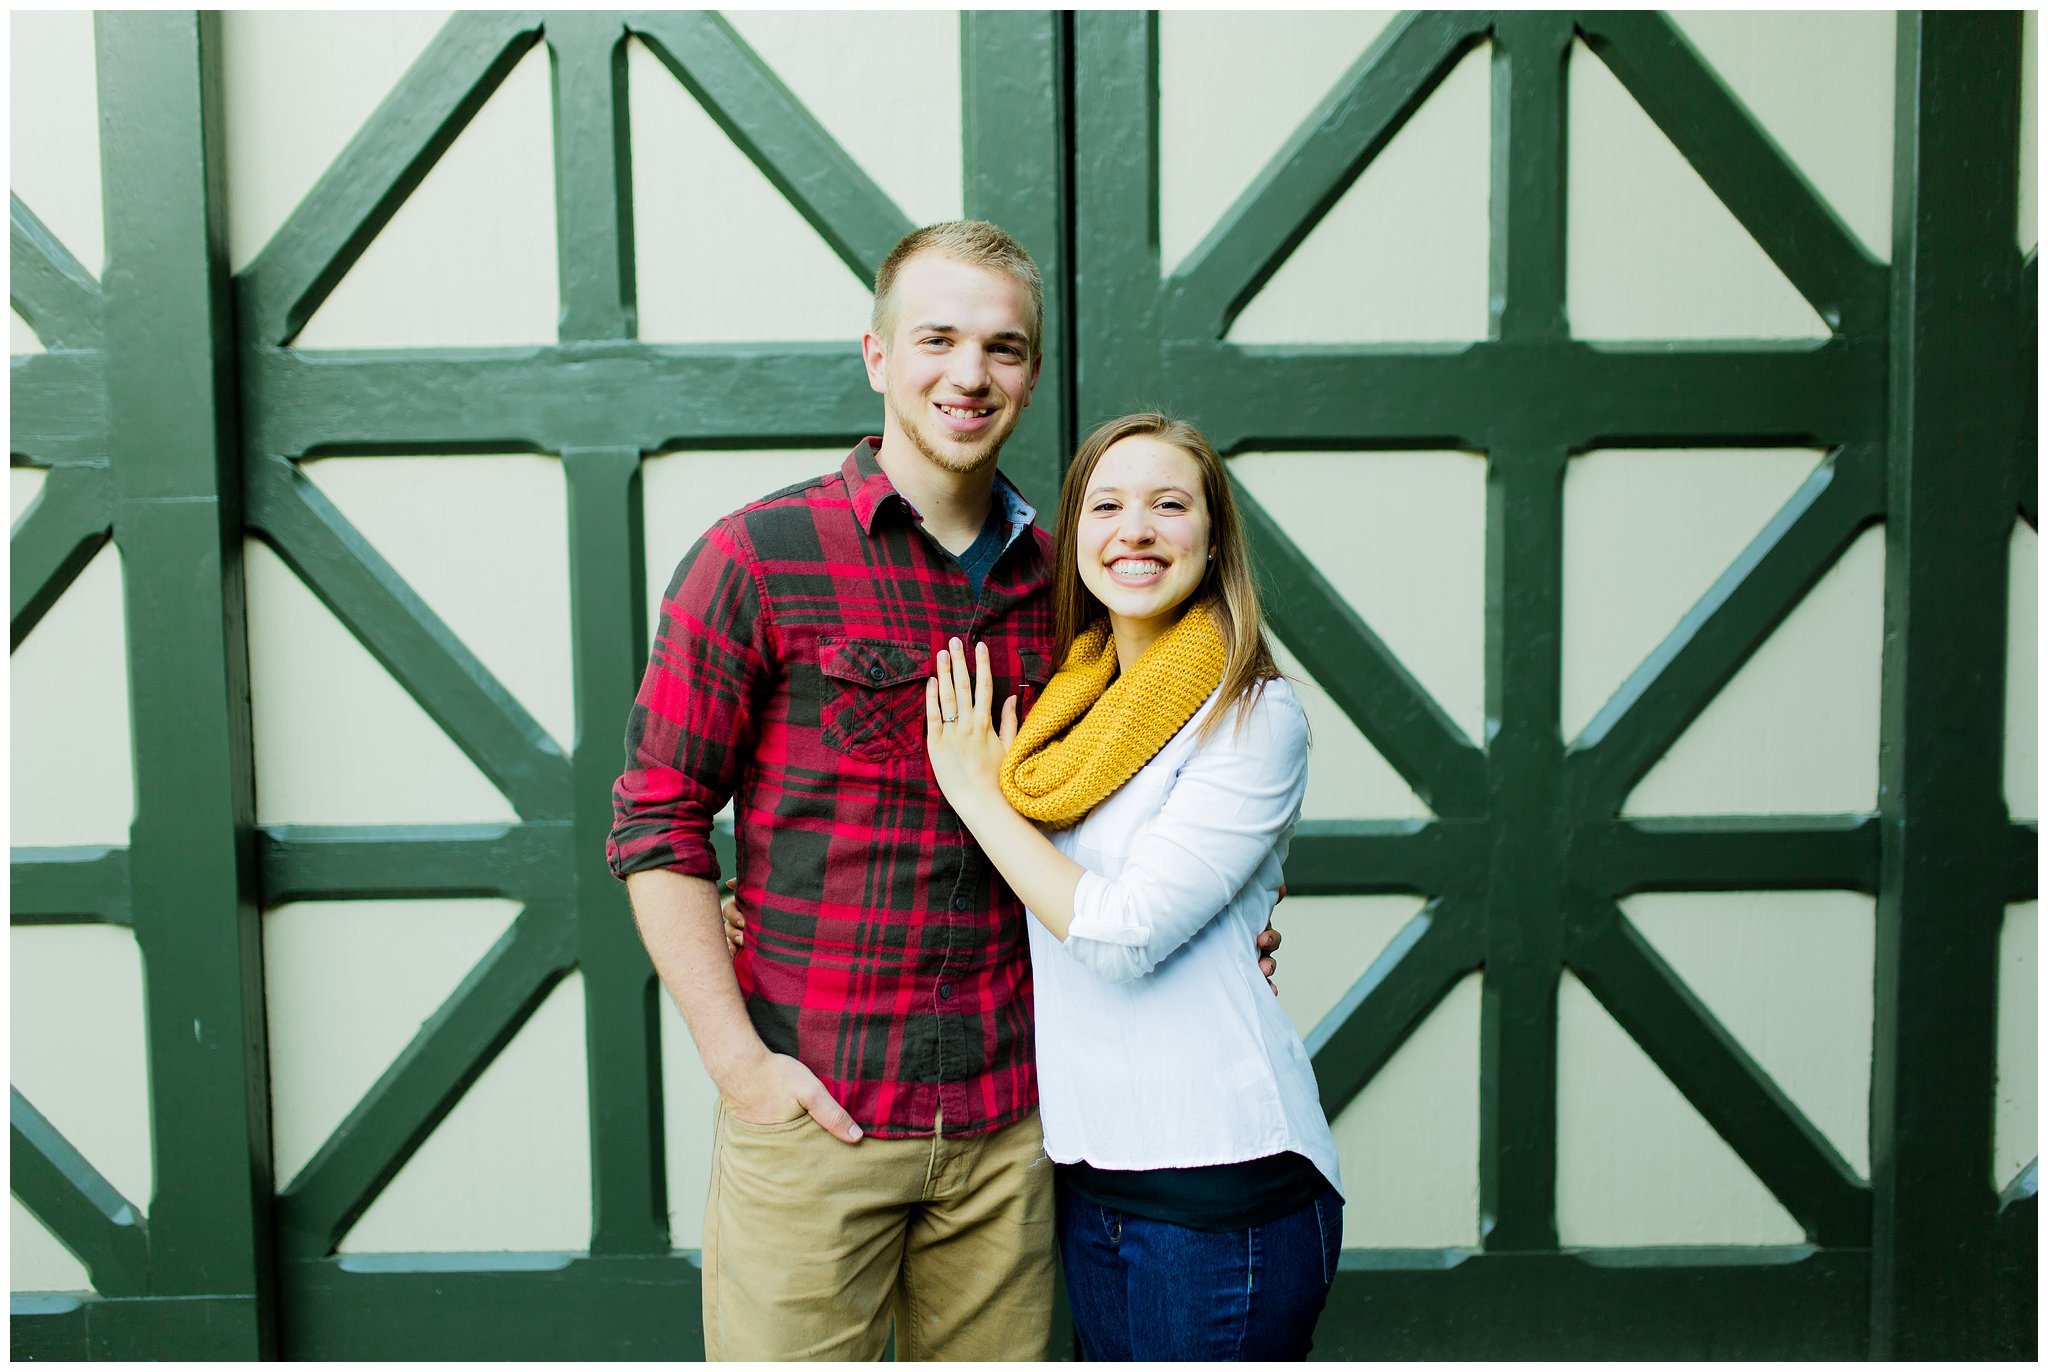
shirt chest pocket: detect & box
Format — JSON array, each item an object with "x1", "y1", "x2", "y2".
[{"x1": 819, "y1": 637, "x2": 929, "y2": 764}]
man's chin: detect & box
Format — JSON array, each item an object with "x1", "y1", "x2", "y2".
[{"x1": 912, "y1": 428, "x2": 1006, "y2": 475}]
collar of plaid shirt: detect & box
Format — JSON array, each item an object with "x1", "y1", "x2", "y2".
[{"x1": 610, "y1": 439, "x2": 1056, "y2": 1137}]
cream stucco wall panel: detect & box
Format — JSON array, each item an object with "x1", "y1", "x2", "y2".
[
  {"x1": 1331, "y1": 971, "x2": 1482, "y2": 1248},
  {"x1": 1624, "y1": 525, "x2": 1882, "y2": 817},
  {"x1": 1230, "y1": 44, "x2": 1491, "y2": 345},
  {"x1": 12, "y1": 545, "x2": 134, "y2": 848},
  {"x1": 219, "y1": 11, "x2": 452, "y2": 273},
  {"x1": 1624, "y1": 892, "x2": 1874, "y2": 1178},
  {"x1": 1562, "y1": 448, "x2": 1823, "y2": 744},
  {"x1": 245, "y1": 539, "x2": 517, "y2": 825},
  {"x1": 2005, "y1": 520, "x2": 2037, "y2": 821},
  {"x1": 293, "y1": 40, "x2": 558, "y2": 349},
  {"x1": 2021, "y1": 11, "x2": 2037, "y2": 253},
  {"x1": 1567, "y1": 39, "x2": 1829, "y2": 341},
  {"x1": 1996, "y1": 901, "x2": 2038, "y2": 1190},
  {"x1": 13, "y1": 1201, "x2": 91, "y2": 1294},
  {"x1": 1272, "y1": 640, "x2": 1431, "y2": 820},
  {"x1": 342, "y1": 971, "x2": 592, "y2": 1253},
  {"x1": 301, "y1": 455, "x2": 574, "y2": 751},
  {"x1": 1157, "y1": 11, "x2": 1398, "y2": 276},
  {"x1": 10, "y1": 10, "x2": 104, "y2": 277},
  {"x1": 640, "y1": 448, "x2": 847, "y2": 640},
  {"x1": 14, "y1": 466, "x2": 49, "y2": 523},
  {"x1": 1235, "y1": 451, "x2": 1487, "y2": 745},
  {"x1": 722, "y1": 11, "x2": 963, "y2": 228},
  {"x1": 9, "y1": 926, "x2": 153, "y2": 1221},
  {"x1": 14, "y1": 310, "x2": 47, "y2": 354},
  {"x1": 1556, "y1": 970, "x2": 1804, "y2": 1245},
  {"x1": 1668, "y1": 12, "x2": 1895, "y2": 265},
  {"x1": 628, "y1": 38, "x2": 871, "y2": 345},
  {"x1": 264, "y1": 898, "x2": 522, "y2": 1187},
  {"x1": 660, "y1": 993, "x2": 722, "y2": 1249},
  {"x1": 1272, "y1": 895, "x2": 1430, "y2": 1041}
]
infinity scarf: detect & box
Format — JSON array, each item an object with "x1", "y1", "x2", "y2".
[{"x1": 998, "y1": 600, "x2": 1227, "y2": 828}]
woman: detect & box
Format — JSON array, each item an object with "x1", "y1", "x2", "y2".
[{"x1": 924, "y1": 412, "x2": 1341, "y2": 1361}]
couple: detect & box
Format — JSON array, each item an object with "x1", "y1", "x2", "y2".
[{"x1": 609, "y1": 221, "x2": 1340, "y2": 1361}]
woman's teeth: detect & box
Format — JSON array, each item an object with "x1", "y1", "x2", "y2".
[{"x1": 1110, "y1": 559, "x2": 1165, "y2": 579}]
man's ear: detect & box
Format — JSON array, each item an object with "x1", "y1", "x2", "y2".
[{"x1": 861, "y1": 330, "x2": 887, "y2": 395}]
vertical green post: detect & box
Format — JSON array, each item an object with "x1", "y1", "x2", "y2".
[
  {"x1": 1873, "y1": 11, "x2": 2028, "y2": 1358},
  {"x1": 96, "y1": 11, "x2": 274, "y2": 1356},
  {"x1": 963, "y1": 10, "x2": 1073, "y2": 514}
]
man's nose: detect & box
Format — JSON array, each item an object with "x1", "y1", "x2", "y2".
[{"x1": 947, "y1": 346, "x2": 990, "y2": 390}]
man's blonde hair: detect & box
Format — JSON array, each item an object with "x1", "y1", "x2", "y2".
[{"x1": 871, "y1": 221, "x2": 1044, "y2": 359}]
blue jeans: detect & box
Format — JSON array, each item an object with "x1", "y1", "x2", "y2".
[{"x1": 1057, "y1": 1178, "x2": 1342, "y2": 1361}]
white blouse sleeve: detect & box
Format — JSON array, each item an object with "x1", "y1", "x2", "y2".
[{"x1": 1060, "y1": 687, "x2": 1309, "y2": 982}]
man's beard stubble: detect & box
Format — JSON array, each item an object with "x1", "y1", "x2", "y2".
[{"x1": 890, "y1": 392, "x2": 1007, "y2": 476}]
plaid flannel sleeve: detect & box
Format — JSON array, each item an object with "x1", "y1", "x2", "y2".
[{"x1": 607, "y1": 519, "x2": 772, "y2": 881}]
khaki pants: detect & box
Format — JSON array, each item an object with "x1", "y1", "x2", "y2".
[{"x1": 701, "y1": 1101, "x2": 1054, "y2": 1361}]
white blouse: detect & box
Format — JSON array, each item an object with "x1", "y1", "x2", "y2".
[{"x1": 1027, "y1": 677, "x2": 1342, "y2": 1196}]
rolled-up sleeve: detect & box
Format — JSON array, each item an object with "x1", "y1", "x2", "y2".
[
  {"x1": 606, "y1": 520, "x2": 772, "y2": 881},
  {"x1": 1060, "y1": 691, "x2": 1309, "y2": 982}
]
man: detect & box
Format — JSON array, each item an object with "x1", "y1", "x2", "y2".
[{"x1": 608, "y1": 221, "x2": 1278, "y2": 1361}]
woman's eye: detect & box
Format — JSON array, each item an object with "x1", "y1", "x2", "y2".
[{"x1": 1157, "y1": 500, "x2": 1186, "y2": 512}]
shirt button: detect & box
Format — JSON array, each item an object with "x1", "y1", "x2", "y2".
[
  {"x1": 868, "y1": 665, "x2": 887, "y2": 682},
  {"x1": 951, "y1": 894, "x2": 970, "y2": 911},
  {"x1": 938, "y1": 983, "x2": 954, "y2": 1001}
]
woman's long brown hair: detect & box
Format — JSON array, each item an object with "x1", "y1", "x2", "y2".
[{"x1": 1049, "y1": 413, "x2": 1280, "y2": 743}]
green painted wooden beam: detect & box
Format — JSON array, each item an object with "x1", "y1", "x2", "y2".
[
  {"x1": 238, "y1": 13, "x2": 544, "y2": 346},
  {"x1": 1281, "y1": 819, "x2": 1480, "y2": 897},
  {"x1": 1163, "y1": 12, "x2": 1486, "y2": 341},
  {"x1": 962, "y1": 10, "x2": 1072, "y2": 516},
  {"x1": 256, "y1": 823, "x2": 575, "y2": 905},
  {"x1": 10, "y1": 194, "x2": 103, "y2": 351},
  {"x1": 2009, "y1": 822, "x2": 2038, "y2": 904},
  {"x1": 1571, "y1": 907, "x2": 1870, "y2": 1247},
  {"x1": 11, "y1": 1089, "x2": 149, "y2": 1296},
  {"x1": 246, "y1": 456, "x2": 572, "y2": 820},
  {"x1": 96, "y1": 11, "x2": 273, "y2": 1349},
  {"x1": 1070, "y1": 10, "x2": 1164, "y2": 416},
  {"x1": 562, "y1": 446, "x2": 668, "y2": 1256},
  {"x1": 629, "y1": 11, "x2": 912, "y2": 285},
  {"x1": 1308, "y1": 898, "x2": 1483, "y2": 1115},
  {"x1": 1568, "y1": 444, "x2": 1883, "y2": 814},
  {"x1": 10, "y1": 463, "x2": 112, "y2": 650},
  {"x1": 1579, "y1": 11, "x2": 1888, "y2": 337},
  {"x1": 546, "y1": 14, "x2": 637, "y2": 343},
  {"x1": 10, "y1": 352, "x2": 109, "y2": 467},
  {"x1": 1168, "y1": 338, "x2": 1888, "y2": 452},
  {"x1": 1239, "y1": 481, "x2": 1490, "y2": 818},
  {"x1": 276, "y1": 906, "x2": 576, "y2": 1258},
  {"x1": 1871, "y1": 13, "x2": 2031, "y2": 1356},
  {"x1": 1490, "y1": 12, "x2": 1573, "y2": 343},
  {"x1": 239, "y1": 343, "x2": 875, "y2": 457},
  {"x1": 10, "y1": 846, "x2": 131, "y2": 925},
  {"x1": 1580, "y1": 815, "x2": 1881, "y2": 895}
]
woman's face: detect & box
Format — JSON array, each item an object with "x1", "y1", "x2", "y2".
[{"x1": 1074, "y1": 435, "x2": 1213, "y2": 657}]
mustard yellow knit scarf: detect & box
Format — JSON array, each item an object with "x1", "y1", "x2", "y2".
[{"x1": 999, "y1": 601, "x2": 1227, "y2": 828}]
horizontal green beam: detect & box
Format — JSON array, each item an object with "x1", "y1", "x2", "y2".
[
  {"x1": 11, "y1": 352, "x2": 108, "y2": 467},
  {"x1": 11, "y1": 463, "x2": 112, "y2": 650},
  {"x1": 1283, "y1": 819, "x2": 1480, "y2": 896},
  {"x1": 276, "y1": 906, "x2": 576, "y2": 1258},
  {"x1": 1580, "y1": 816, "x2": 1881, "y2": 895},
  {"x1": 239, "y1": 343, "x2": 875, "y2": 456},
  {"x1": 10, "y1": 194, "x2": 102, "y2": 350},
  {"x1": 628, "y1": 10, "x2": 912, "y2": 285},
  {"x1": 1173, "y1": 338, "x2": 1887, "y2": 452},
  {"x1": 10, "y1": 846, "x2": 131, "y2": 925},
  {"x1": 258, "y1": 823, "x2": 576, "y2": 905},
  {"x1": 11, "y1": 1089, "x2": 149, "y2": 1296}
]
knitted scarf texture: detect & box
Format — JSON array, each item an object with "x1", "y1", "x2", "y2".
[{"x1": 999, "y1": 600, "x2": 1227, "y2": 828}]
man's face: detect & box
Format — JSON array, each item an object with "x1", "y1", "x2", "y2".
[{"x1": 863, "y1": 252, "x2": 1040, "y2": 479}]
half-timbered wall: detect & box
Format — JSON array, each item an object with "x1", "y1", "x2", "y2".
[{"x1": 11, "y1": 10, "x2": 2037, "y2": 1359}]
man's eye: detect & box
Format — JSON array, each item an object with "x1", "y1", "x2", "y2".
[{"x1": 921, "y1": 337, "x2": 949, "y2": 347}]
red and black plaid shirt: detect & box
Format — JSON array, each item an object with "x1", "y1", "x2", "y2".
[{"x1": 609, "y1": 439, "x2": 1053, "y2": 1138}]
